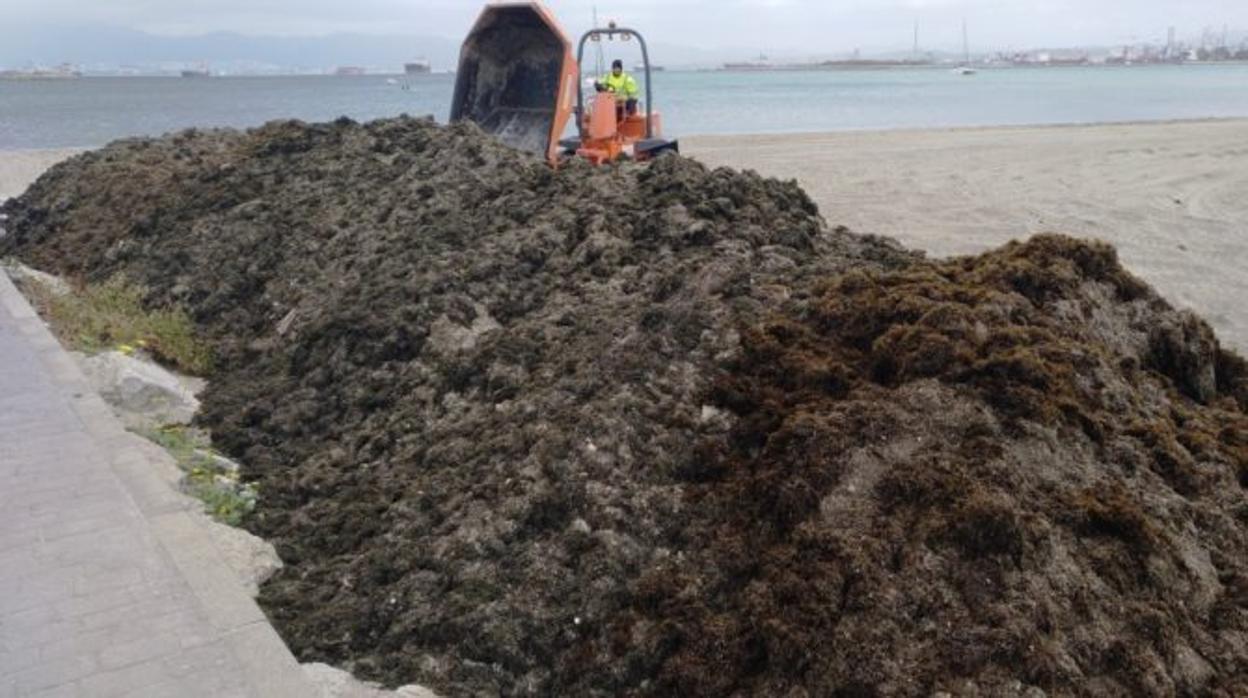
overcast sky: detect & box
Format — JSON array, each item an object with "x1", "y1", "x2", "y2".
[{"x1": 6, "y1": 0, "x2": 1248, "y2": 52}]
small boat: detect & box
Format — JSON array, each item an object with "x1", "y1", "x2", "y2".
[{"x1": 956, "y1": 20, "x2": 976, "y2": 76}]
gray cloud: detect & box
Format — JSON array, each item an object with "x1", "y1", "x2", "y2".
[{"x1": 4, "y1": 0, "x2": 1247, "y2": 52}]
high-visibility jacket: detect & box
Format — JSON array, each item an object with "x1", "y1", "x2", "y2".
[{"x1": 600, "y1": 72, "x2": 639, "y2": 101}]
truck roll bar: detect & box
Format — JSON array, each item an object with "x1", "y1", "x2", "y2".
[{"x1": 575, "y1": 27, "x2": 655, "y2": 140}]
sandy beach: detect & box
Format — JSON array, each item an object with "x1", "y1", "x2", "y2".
[
  {"x1": 0, "y1": 148, "x2": 82, "y2": 201},
  {"x1": 3, "y1": 119, "x2": 1246, "y2": 352},
  {"x1": 687, "y1": 118, "x2": 1248, "y2": 353}
]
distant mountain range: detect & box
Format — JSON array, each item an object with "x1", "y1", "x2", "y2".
[
  {"x1": 12, "y1": 22, "x2": 1223, "y2": 75},
  {"x1": 0, "y1": 24, "x2": 464, "y2": 74},
  {"x1": 0, "y1": 23, "x2": 849, "y2": 75}
]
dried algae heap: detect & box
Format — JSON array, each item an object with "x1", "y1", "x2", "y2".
[{"x1": 3, "y1": 116, "x2": 1247, "y2": 697}]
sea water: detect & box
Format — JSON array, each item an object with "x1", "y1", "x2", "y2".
[{"x1": 3, "y1": 64, "x2": 1248, "y2": 150}]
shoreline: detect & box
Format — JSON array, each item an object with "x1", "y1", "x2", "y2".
[
  {"x1": 4, "y1": 114, "x2": 1248, "y2": 157},
  {"x1": 685, "y1": 115, "x2": 1248, "y2": 141},
  {"x1": 4, "y1": 118, "x2": 1246, "y2": 354}
]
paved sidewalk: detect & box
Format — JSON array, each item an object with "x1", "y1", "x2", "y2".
[{"x1": 0, "y1": 272, "x2": 316, "y2": 697}]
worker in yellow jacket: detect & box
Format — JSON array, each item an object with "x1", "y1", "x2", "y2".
[{"x1": 596, "y1": 59, "x2": 640, "y2": 115}]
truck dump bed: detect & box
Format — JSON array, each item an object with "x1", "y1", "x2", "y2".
[{"x1": 449, "y1": 3, "x2": 577, "y2": 163}]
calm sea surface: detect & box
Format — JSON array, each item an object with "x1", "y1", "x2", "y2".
[{"x1": 3, "y1": 64, "x2": 1248, "y2": 150}]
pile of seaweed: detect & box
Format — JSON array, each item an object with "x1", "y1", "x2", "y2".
[
  {"x1": 3, "y1": 116, "x2": 1247, "y2": 697},
  {"x1": 621, "y1": 237, "x2": 1248, "y2": 696}
]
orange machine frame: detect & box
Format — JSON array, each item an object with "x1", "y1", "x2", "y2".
[
  {"x1": 450, "y1": 2, "x2": 578, "y2": 164},
  {"x1": 573, "y1": 25, "x2": 668, "y2": 165},
  {"x1": 452, "y1": 2, "x2": 674, "y2": 166}
]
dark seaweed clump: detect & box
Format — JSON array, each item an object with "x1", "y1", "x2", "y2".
[
  {"x1": 623, "y1": 236, "x2": 1248, "y2": 696},
  {"x1": 4, "y1": 118, "x2": 1247, "y2": 697}
]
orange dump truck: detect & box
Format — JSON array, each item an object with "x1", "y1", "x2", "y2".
[{"x1": 449, "y1": 1, "x2": 678, "y2": 166}]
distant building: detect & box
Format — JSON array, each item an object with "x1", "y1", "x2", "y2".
[
  {"x1": 1, "y1": 63, "x2": 82, "y2": 80},
  {"x1": 335, "y1": 66, "x2": 367, "y2": 76}
]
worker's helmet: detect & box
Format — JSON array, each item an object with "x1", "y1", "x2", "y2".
[{"x1": 612, "y1": 59, "x2": 623, "y2": 71}]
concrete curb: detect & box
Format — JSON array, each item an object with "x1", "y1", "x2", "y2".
[{"x1": 0, "y1": 271, "x2": 318, "y2": 698}]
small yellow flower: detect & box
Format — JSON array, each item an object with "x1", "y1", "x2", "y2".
[{"x1": 118, "y1": 344, "x2": 135, "y2": 355}]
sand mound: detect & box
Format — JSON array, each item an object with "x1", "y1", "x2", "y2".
[{"x1": 3, "y1": 117, "x2": 1247, "y2": 697}]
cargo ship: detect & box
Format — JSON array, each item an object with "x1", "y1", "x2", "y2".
[
  {"x1": 722, "y1": 54, "x2": 774, "y2": 71},
  {"x1": 404, "y1": 60, "x2": 432, "y2": 75}
]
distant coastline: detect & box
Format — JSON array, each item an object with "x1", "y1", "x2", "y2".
[
  {"x1": 1, "y1": 70, "x2": 456, "y2": 79},
  {"x1": 716, "y1": 59, "x2": 1248, "y2": 73},
  {"x1": 0, "y1": 65, "x2": 81, "y2": 80},
  {"x1": 5, "y1": 61, "x2": 1248, "y2": 78}
]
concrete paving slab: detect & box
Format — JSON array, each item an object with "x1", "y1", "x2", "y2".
[{"x1": 0, "y1": 272, "x2": 322, "y2": 697}]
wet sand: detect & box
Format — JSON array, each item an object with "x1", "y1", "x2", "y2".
[{"x1": 687, "y1": 119, "x2": 1248, "y2": 353}]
